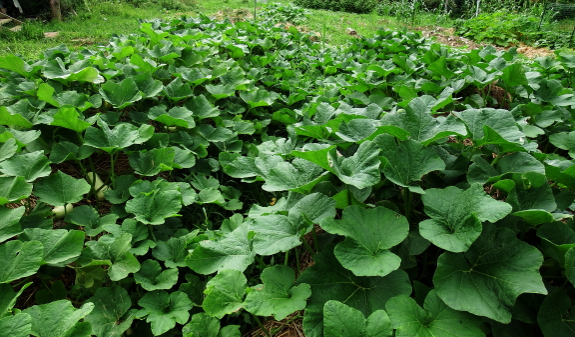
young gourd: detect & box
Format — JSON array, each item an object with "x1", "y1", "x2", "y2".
[
  {"x1": 86, "y1": 172, "x2": 109, "y2": 201},
  {"x1": 53, "y1": 204, "x2": 73, "y2": 219}
]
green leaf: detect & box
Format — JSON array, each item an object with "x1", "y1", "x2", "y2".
[
  {"x1": 419, "y1": 183, "x2": 512, "y2": 252},
  {"x1": 0, "y1": 177, "x2": 31, "y2": 206},
  {"x1": 244, "y1": 265, "x2": 311, "y2": 320},
  {"x1": 183, "y1": 313, "x2": 240, "y2": 337},
  {"x1": 185, "y1": 94, "x2": 220, "y2": 119},
  {"x1": 501, "y1": 63, "x2": 528, "y2": 88},
  {"x1": 433, "y1": 223, "x2": 546, "y2": 323},
  {"x1": 187, "y1": 223, "x2": 255, "y2": 274},
  {"x1": 23, "y1": 300, "x2": 94, "y2": 337},
  {"x1": 125, "y1": 188, "x2": 182, "y2": 225},
  {"x1": 137, "y1": 290, "x2": 192, "y2": 336},
  {"x1": 0, "y1": 282, "x2": 32, "y2": 318},
  {"x1": 35, "y1": 280, "x2": 67, "y2": 305},
  {"x1": 0, "y1": 206, "x2": 25, "y2": 243},
  {"x1": 263, "y1": 158, "x2": 326, "y2": 192},
  {"x1": 320, "y1": 205, "x2": 409, "y2": 277},
  {"x1": 84, "y1": 285, "x2": 135, "y2": 337},
  {"x1": 152, "y1": 235, "x2": 191, "y2": 268},
  {"x1": 0, "y1": 151, "x2": 51, "y2": 182},
  {"x1": 33, "y1": 171, "x2": 91, "y2": 206},
  {"x1": 0, "y1": 105, "x2": 34, "y2": 128},
  {"x1": 537, "y1": 289, "x2": 575, "y2": 337},
  {"x1": 240, "y1": 89, "x2": 279, "y2": 108},
  {"x1": 135, "y1": 259, "x2": 179, "y2": 291},
  {"x1": 248, "y1": 214, "x2": 302, "y2": 256},
  {"x1": 0, "y1": 54, "x2": 39, "y2": 77},
  {"x1": 51, "y1": 107, "x2": 91, "y2": 132},
  {"x1": 386, "y1": 290, "x2": 484, "y2": 337},
  {"x1": 0, "y1": 138, "x2": 17, "y2": 162},
  {"x1": 376, "y1": 134, "x2": 445, "y2": 193},
  {"x1": 467, "y1": 152, "x2": 545, "y2": 184},
  {"x1": 454, "y1": 108, "x2": 526, "y2": 152},
  {"x1": 19, "y1": 228, "x2": 85, "y2": 266},
  {"x1": 129, "y1": 148, "x2": 175, "y2": 176},
  {"x1": 134, "y1": 71, "x2": 164, "y2": 98},
  {"x1": 65, "y1": 205, "x2": 110, "y2": 236},
  {"x1": 0, "y1": 313, "x2": 32, "y2": 337},
  {"x1": 380, "y1": 96, "x2": 467, "y2": 145},
  {"x1": 0, "y1": 240, "x2": 43, "y2": 283},
  {"x1": 104, "y1": 175, "x2": 137, "y2": 204},
  {"x1": 99, "y1": 78, "x2": 143, "y2": 109},
  {"x1": 203, "y1": 269, "x2": 246, "y2": 319},
  {"x1": 84, "y1": 121, "x2": 154, "y2": 154},
  {"x1": 49, "y1": 142, "x2": 95, "y2": 164},
  {"x1": 495, "y1": 172, "x2": 557, "y2": 225},
  {"x1": 164, "y1": 77, "x2": 193, "y2": 101},
  {"x1": 550, "y1": 131, "x2": 575, "y2": 159},
  {"x1": 149, "y1": 106, "x2": 196, "y2": 128},
  {"x1": 323, "y1": 300, "x2": 392, "y2": 337},
  {"x1": 296, "y1": 244, "x2": 411, "y2": 337}
]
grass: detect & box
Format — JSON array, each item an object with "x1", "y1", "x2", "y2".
[{"x1": 0, "y1": 0, "x2": 456, "y2": 60}]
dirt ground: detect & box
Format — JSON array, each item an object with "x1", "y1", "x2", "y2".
[{"x1": 415, "y1": 26, "x2": 556, "y2": 58}]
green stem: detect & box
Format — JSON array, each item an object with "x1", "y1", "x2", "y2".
[
  {"x1": 148, "y1": 224, "x2": 158, "y2": 242},
  {"x1": 109, "y1": 151, "x2": 119, "y2": 188},
  {"x1": 251, "y1": 314, "x2": 270, "y2": 337},
  {"x1": 302, "y1": 237, "x2": 315, "y2": 256},
  {"x1": 295, "y1": 247, "x2": 301, "y2": 277},
  {"x1": 284, "y1": 250, "x2": 289, "y2": 266},
  {"x1": 403, "y1": 188, "x2": 412, "y2": 223},
  {"x1": 346, "y1": 184, "x2": 352, "y2": 207},
  {"x1": 312, "y1": 228, "x2": 320, "y2": 253},
  {"x1": 491, "y1": 154, "x2": 500, "y2": 166},
  {"x1": 255, "y1": 255, "x2": 267, "y2": 269}
]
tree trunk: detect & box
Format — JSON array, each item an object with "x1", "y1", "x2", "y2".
[{"x1": 49, "y1": 0, "x2": 62, "y2": 21}]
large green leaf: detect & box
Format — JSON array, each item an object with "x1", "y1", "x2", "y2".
[
  {"x1": 186, "y1": 223, "x2": 255, "y2": 274},
  {"x1": 0, "y1": 313, "x2": 32, "y2": 337},
  {"x1": 84, "y1": 286, "x2": 135, "y2": 337},
  {"x1": 380, "y1": 95, "x2": 467, "y2": 145},
  {"x1": 84, "y1": 121, "x2": 154, "y2": 154},
  {"x1": 182, "y1": 313, "x2": 240, "y2": 337},
  {"x1": 203, "y1": 269, "x2": 246, "y2": 319},
  {"x1": 0, "y1": 206, "x2": 25, "y2": 243},
  {"x1": 550, "y1": 131, "x2": 575, "y2": 159},
  {"x1": 419, "y1": 183, "x2": 512, "y2": 252},
  {"x1": 244, "y1": 265, "x2": 311, "y2": 320},
  {"x1": 537, "y1": 289, "x2": 575, "y2": 337},
  {"x1": 386, "y1": 290, "x2": 484, "y2": 337},
  {"x1": 19, "y1": 228, "x2": 85, "y2": 266},
  {"x1": 296, "y1": 244, "x2": 411, "y2": 337},
  {"x1": 320, "y1": 205, "x2": 409, "y2": 277},
  {"x1": 23, "y1": 300, "x2": 94, "y2": 337},
  {"x1": 128, "y1": 148, "x2": 175, "y2": 176},
  {"x1": 467, "y1": 152, "x2": 545, "y2": 184},
  {"x1": 136, "y1": 290, "x2": 193, "y2": 336},
  {"x1": 494, "y1": 172, "x2": 557, "y2": 225},
  {"x1": 0, "y1": 177, "x2": 31, "y2": 206},
  {"x1": 433, "y1": 223, "x2": 546, "y2": 323},
  {"x1": 454, "y1": 108, "x2": 526, "y2": 152},
  {"x1": 49, "y1": 141, "x2": 95, "y2": 164},
  {"x1": 125, "y1": 188, "x2": 182, "y2": 225},
  {"x1": 149, "y1": 106, "x2": 196, "y2": 128},
  {"x1": 0, "y1": 240, "x2": 43, "y2": 283},
  {"x1": 0, "y1": 151, "x2": 51, "y2": 182},
  {"x1": 51, "y1": 107, "x2": 92, "y2": 132},
  {"x1": 99, "y1": 78, "x2": 143, "y2": 109},
  {"x1": 323, "y1": 300, "x2": 392, "y2": 337},
  {"x1": 376, "y1": 134, "x2": 445, "y2": 193},
  {"x1": 248, "y1": 214, "x2": 302, "y2": 255},
  {"x1": 292, "y1": 140, "x2": 381, "y2": 189},
  {"x1": 0, "y1": 54, "x2": 40, "y2": 78},
  {"x1": 0, "y1": 283, "x2": 32, "y2": 318},
  {"x1": 134, "y1": 259, "x2": 179, "y2": 291},
  {"x1": 240, "y1": 88, "x2": 279, "y2": 108},
  {"x1": 33, "y1": 171, "x2": 91, "y2": 206}
]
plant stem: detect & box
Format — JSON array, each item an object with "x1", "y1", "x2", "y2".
[
  {"x1": 295, "y1": 247, "x2": 301, "y2": 277},
  {"x1": 312, "y1": 228, "x2": 320, "y2": 253},
  {"x1": 302, "y1": 237, "x2": 315, "y2": 256},
  {"x1": 284, "y1": 250, "x2": 289, "y2": 266},
  {"x1": 251, "y1": 314, "x2": 270, "y2": 337},
  {"x1": 403, "y1": 188, "x2": 412, "y2": 223}
]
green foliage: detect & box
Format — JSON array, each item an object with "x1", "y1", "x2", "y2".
[
  {"x1": 1, "y1": 10, "x2": 575, "y2": 337},
  {"x1": 294, "y1": 0, "x2": 379, "y2": 14}
]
